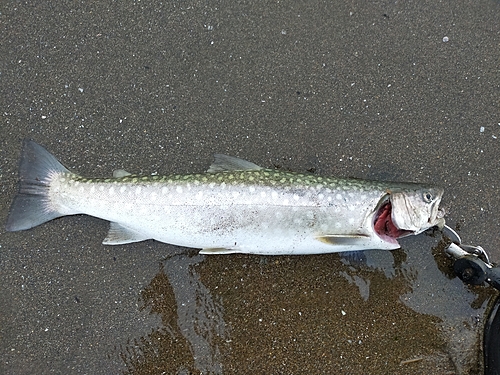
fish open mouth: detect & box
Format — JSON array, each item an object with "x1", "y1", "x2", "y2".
[{"x1": 373, "y1": 200, "x2": 413, "y2": 242}]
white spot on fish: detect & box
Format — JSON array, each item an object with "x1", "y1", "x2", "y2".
[
  {"x1": 261, "y1": 222, "x2": 269, "y2": 229},
  {"x1": 320, "y1": 223, "x2": 328, "y2": 231},
  {"x1": 275, "y1": 211, "x2": 283, "y2": 219},
  {"x1": 348, "y1": 218, "x2": 355, "y2": 224},
  {"x1": 120, "y1": 186, "x2": 126, "y2": 193},
  {"x1": 99, "y1": 186, "x2": 104, "y2": 192},
  {"x1": 293, "y1": 194, "x2": 300, "y2": 201},
  {"x1": 294, "y1": 218, "x2": 303, "y2": 225},
  {"x1": 318, "y1": 193, "x2": 324, "y2": 200},
  {"x1": 306, "y1": 211, "x2": 314, "y2": 219},
  {"x1": 232, "y1": 191, "x2": 240, "y2": 198},
  {"x1": 176, "y1": 186, "x2": 183, "y2": 194},
  {"x1": 260, "y1": 191, "x2": 266, "y2": 198},
  {"x1": 162, "y1": 186, "x2": 168, "y2": 194},
  {"x1": 90, "y1": 186, "x2": 95, "y2": 193},
  {"x1": 79, "y1": 186, "x2": 84, "y2": 193},
  {"x1": 109, "y1": 187, "x2": 115, "y2": 195},
  {"x1": 335, "y1": 222, "x2": 342, "y2": 228},
  {"x1": 150, "y1": 192, "x2": 157, "y2": 200},
  {"x1": 249, "y1": 186, "x2": 255, "y2": 193},
  {"x1": 136, "y1": 186, "x2": 142, "y2": 195},
  {"x1": 283, "y1": 199, "x2": 289, "y2": 205},
  {"x1": 196, "y1": 191, "x2": 204, "y2": 200},
  {"x1": 271, "y1": 191, "x2": 278, "y2": 200},
  {"x1": 336, "y1": 193, "x2": 342, "y2": 200}
]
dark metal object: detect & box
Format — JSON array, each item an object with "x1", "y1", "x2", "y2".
[
  {"x1": 485, "y1": 296, "x2": 500, "y2": 375},
  {"x1": 441, "y1": 225, "x2": 500, "y2": 375},
  {"x1": 453, "y1": 255, "x2": 488, "y2": 285},
  {"x1": 443, "y1": 225, "x2": 500, "y2": 291}
]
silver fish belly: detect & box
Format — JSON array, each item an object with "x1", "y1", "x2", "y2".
[{"x1": 5, "y1": 140, "x2": 445, "y2": 255}]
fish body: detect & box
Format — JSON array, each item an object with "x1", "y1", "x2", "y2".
[{"x1": 5, "y1": 140, "x2": 445, "y2": 255}]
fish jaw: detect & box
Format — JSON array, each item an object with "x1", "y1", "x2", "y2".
[
  {"x1": 372, "y1": 198, "x2": 408, "y2": 246},
  {"x1": 391, "y1": 186, "x2": 445, "y2": 234},
  {"x1": 372, "y1": 186, "x2": 445, "y2": 244}
]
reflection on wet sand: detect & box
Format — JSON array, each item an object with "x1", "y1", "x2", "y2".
[
  {"x1": 121, "y1": 254, "x2": 228, "y2": 374},
  {"x1": 119, "y1": 239, "x2": 493, "y2": 374},
  {"x1": 198, "y1": 253, "x2": 455, "y2": 373}
]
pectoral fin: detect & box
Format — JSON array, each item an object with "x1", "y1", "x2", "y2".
[
  {"x1": 316, "y1": 234, "x2": 371, "y2": 246},
  {"x1": 103, "y1": 222, "x2": 149, "y2": 245}
]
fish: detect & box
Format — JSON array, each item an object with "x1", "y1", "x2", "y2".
[{"x1": 5, "y1": 140, "x2": 446, "y2": 255}]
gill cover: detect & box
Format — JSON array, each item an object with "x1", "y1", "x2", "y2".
[{"x1": 389, "y1": 187, "x2": 445, "y2": 235}]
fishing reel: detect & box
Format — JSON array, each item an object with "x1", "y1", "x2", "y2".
[
  {"x1": 442, "y1": 225, "x2": 500, "y2": 375},
  {"x1": 442, "y1": 225, "x2": 500, "y2": 291}
]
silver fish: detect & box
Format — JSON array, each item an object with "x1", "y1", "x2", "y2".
[{"x1": 5, "y1": 140, "x2": 445, "y2": 255}]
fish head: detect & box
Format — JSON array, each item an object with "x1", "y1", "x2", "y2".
[
  {"x1": 373, "y1": 185, "x2": 445, "y2": 243},
  {"x1": 390, "y1": 186, "x2": 445, "y2": 234}
]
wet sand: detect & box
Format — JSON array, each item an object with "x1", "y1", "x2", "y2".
[{"x1": 1, "y1": 1, "x2": 499, "y2": 374}]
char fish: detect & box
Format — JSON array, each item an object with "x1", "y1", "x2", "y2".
[{"x1": 5, "y1": 140, "x2": 445, "y2": 255}]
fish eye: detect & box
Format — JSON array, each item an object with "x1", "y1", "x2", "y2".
[{"x1": 422, "y1": 191, "x2": 433, "y2": 203}]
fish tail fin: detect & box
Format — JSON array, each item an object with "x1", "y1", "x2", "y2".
[{"x1": 5, "y1": 139, "x2": 70, "y2": 231}]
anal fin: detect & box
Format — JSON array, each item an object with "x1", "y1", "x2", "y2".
[
  {"x1": 103, "y1": 222, "x2": 150, "y2": 245},
  {"x1": 199, "y1": 247, "x2": 241, "y2": 255}
]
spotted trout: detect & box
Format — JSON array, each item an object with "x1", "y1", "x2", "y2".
[{"x1": 5, "y1": 140, "x2": 445, "y2": 255}]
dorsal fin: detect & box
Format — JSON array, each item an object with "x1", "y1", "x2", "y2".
[
  {"x1": 207, "y1": 154, "x2": 263, "y2": 173},
  {"x1": 113, "y1": 169, "x2": 132, "y2": 178}
]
